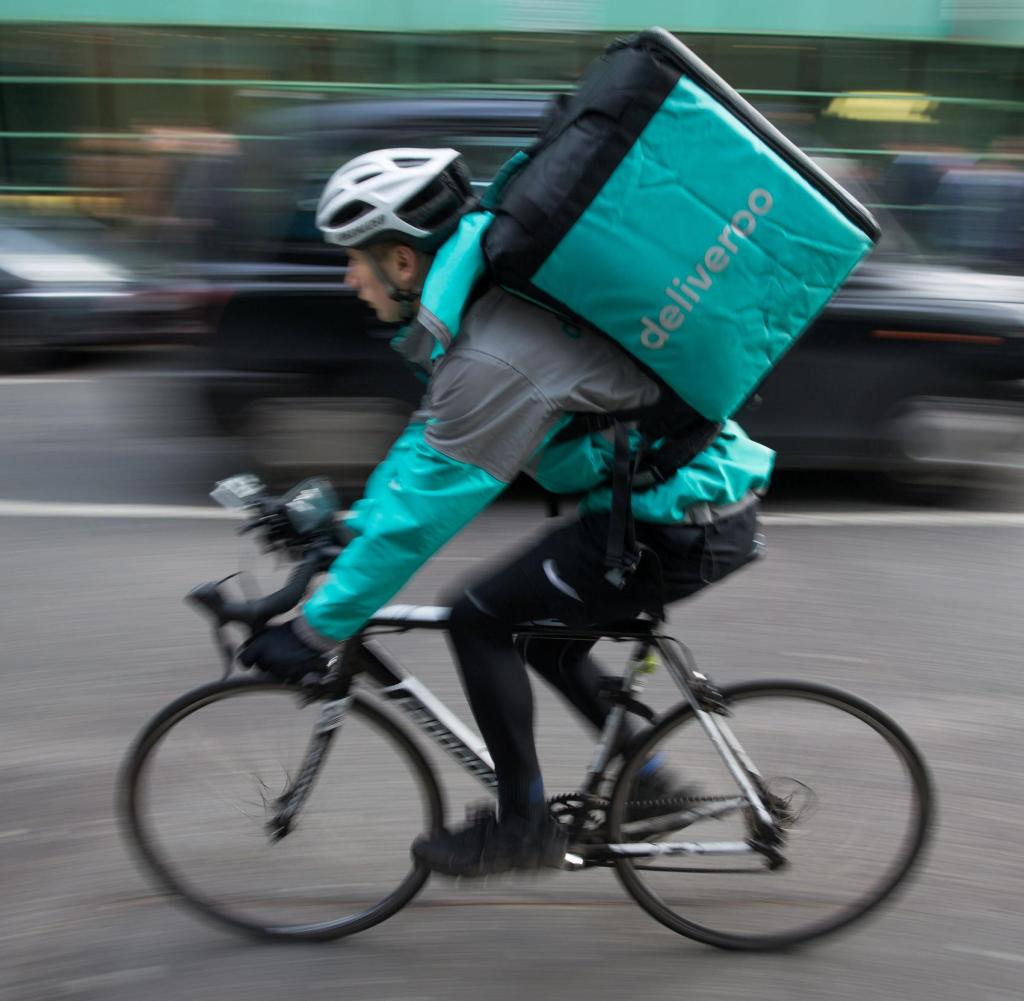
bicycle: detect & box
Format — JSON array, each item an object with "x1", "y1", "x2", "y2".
[{"x1": 119, "y1": 474, "x2": 934, "y2": 950}]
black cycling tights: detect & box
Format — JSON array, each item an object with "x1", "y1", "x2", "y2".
[{"x1": 446, "y1": 507, "x2": 759, "y2": 823}]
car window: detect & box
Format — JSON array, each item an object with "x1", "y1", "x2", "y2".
[
  {"x1": 451, "y1": 135, "x2": 534, "y2": 186},
  {"x1": 193, "y1": 107, "x2": 542, "y2": 263},
  {"x1": 812, "y1": 156, "x2": 925, "y2": 264}
]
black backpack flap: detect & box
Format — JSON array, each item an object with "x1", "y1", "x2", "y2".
[{"x1": 485, "y1": 42, "x2": 680, "y2": 285}]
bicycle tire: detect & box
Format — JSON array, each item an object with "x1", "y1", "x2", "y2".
[
  {"x1": 119, "y1": 677, "x2": 444, "y2": 942},
  {"x1": 608, "y1": 679, "x2": 933, "y2": 950}
]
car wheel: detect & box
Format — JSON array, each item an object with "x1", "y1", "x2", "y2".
[
  {"x1": 0, "y1": 339, "x2": 52, "y2": 374},
  {"x1": 241, "y1": 395, "x2": 414, "y2": 488},
  {"x1": 880, "y1": 469, "x2": 966, "y2": 506},
  {"x1": 880, "y1": 395, "x2": 1017, "y2": 504}
]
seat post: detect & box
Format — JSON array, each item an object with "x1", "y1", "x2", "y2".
[{"x1": 582, "y1": 639, "x2": 654, "y2": 786}]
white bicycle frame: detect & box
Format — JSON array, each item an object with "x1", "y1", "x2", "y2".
[{"x1": 334, "y1": 604, "x2": 782, "y2": 866}]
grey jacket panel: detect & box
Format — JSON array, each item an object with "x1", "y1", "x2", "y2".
[
  {"x1": 424, "y1": 350, "x2": 559, "y2": 482},
  {"x1": 423, "y1": 287, "x2": 660, "y2": 482},
  {"x1": 465, "y1": 289, "x2": 660, "y2": 414}
]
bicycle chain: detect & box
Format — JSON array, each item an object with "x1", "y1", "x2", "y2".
[
  {"x1": 549, "y1": 790, "x2": 739, "y2": 830},
  {"x1": 548, "y1": 790, "x2": 738, "y2": 812}
]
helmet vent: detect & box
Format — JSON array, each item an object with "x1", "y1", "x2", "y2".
[
  {"x1": 316, "y1": 148, "x2": 471, "y2": 249},
  {"x1": 328, "y1": 199, "x2": 374, "y2": 227}
]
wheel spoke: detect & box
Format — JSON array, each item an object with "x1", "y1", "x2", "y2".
[
  {"x1": 122, "y1": 680, "x2": 442, "y2": 941},
  {"x1": 608, "y1": 681, "x2": 932, "y2": 950}
]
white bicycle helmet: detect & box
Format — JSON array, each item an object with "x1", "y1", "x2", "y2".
[{"x1": 316, "y1": 148, "x2": 473, "y2": 252}]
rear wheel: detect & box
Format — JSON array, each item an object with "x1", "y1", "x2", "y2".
[
  {"x1": 120, "y1": 678, "x2": 444, "y2": 941},
  {"x1": 608, "y1": 680, "x2": 933, "y2": 950}
]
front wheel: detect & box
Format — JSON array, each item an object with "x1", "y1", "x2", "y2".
[
  {"x1": 608, "y1": 680, "x2": 933, "y2": 950},
  {"x1": 119, "y1": 678, "x2": 444, "y2": 941}
]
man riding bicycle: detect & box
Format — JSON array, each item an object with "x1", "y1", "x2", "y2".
[{"x1": 240, "y1": 148, "x2": 774, "y2": 878}]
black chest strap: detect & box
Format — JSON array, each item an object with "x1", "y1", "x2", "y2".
[
  {"x1": 604, "y1": 419, "x2": 641, "y2": 589},
  {"x1": 544, "y1": 403, "x2": 722, "y2": 598}
]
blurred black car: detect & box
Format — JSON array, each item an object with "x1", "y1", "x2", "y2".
[
  {"x1": 172, "y1": 97, "x2": 545, "y2": 480},
  {"x1": 176, "y1": 98, "x2": 1024, "y2": 490},
  {"x1": 0, "y1": 214, "x2": 210, "y2": 372}
]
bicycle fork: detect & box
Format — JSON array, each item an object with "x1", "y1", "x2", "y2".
[{"x1": 265, "y1": 693, "x2": 351, "y2": 841}]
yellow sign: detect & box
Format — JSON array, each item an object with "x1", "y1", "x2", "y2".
[
  {"x1": 824, "y1": 92, "x2": 938, "y2": 124},
  {"x1": 0, "y1": 193, "x2": 124, "y2": 214}
]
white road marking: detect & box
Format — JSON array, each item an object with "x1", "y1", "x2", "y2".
[
  {"x1": 762, "y1": 511, "x2": 1024, "y2": 527},
  {"x1": 946, "y1": 944, "x2": 1024, "y2": 964},
  {"x1": 0, "y1": 377, "x2": 92, "y2": 385},
  {"x1": 0, "y1": 828, "x2": 30, "y2": 839},
  {"x1": 2, "y1": 498, "x2": 1024, "y2": 527},
  {"x1": 0, "y1": 366, "x2": 208, "y2": 385},
  {"x1": 0, "y1": 499, "x2": 237, "y2": 519}
]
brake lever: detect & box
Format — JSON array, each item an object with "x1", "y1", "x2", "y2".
[
  {"x1": 237, "y1": 512, "x2": 278, "y2": 537},
  {"x1": 203, "y1": 572, "x2": 245, "y2": 675}
]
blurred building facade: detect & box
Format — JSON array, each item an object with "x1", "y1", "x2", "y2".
[{"x1": 4, "y1": 1, "x2": 1024, "y2": 265}]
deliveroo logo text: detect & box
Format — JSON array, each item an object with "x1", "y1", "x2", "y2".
[{"x1": 640, "y1": 188, "x2": 774, "y2": 350}]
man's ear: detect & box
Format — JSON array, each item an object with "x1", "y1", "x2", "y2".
[{"x1": 393, "y1": 244, "x2": 419, "y2": 283}]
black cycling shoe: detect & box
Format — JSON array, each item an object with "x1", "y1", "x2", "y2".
[
  {"x1": 412, "y1": 805, "x2": 568, "y2": 878},
  {"x1": 580, "y1": 765, "x2": 702, "y2": 843},
  {"x1": 625, "y1": 766, "x2": 703, "y2": 823}
]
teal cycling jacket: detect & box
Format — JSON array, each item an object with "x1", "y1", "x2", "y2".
[{"x1": 296, "y1": 281, "x2": 774, "y2": 649}]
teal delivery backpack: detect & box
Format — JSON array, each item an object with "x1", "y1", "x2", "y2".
[{"x1": 483, "y1": 28, "x2": 880, "y2": 428}]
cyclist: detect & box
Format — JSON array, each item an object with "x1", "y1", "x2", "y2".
[{"x1": 240, "y1": 148, "x2": 774, "y2": 877}]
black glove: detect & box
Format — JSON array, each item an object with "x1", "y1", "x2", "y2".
[{"x1": 239, "y1": 620, "x2": 326, "y2": 683}]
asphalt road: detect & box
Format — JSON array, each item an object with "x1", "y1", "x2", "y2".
[{"x1": 1, "y1": 358, "x2": 1023, "y2": 1001}]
